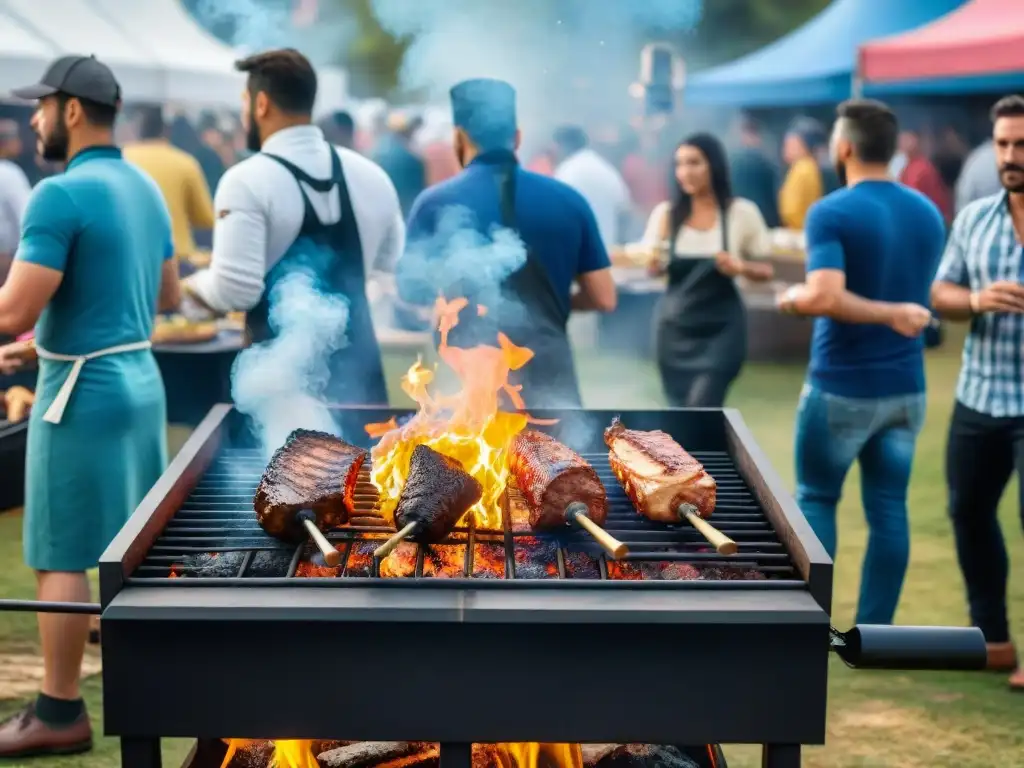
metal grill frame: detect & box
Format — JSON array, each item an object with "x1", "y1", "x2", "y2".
[{"x1": 98, "y1": 405, "x2": 832, "y2": 768}]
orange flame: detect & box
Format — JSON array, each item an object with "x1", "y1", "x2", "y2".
[
  {"x1": 220, "y1": 739, "x2": 317, "y2": 768},
  {"x1": 495, "y1": 743, "x2": 583, "y2": 767},
  {"x1": 366, "y1": 298, "x2": 552, "y2": 530}
]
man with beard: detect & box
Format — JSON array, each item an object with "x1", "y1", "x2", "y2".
[
  {"x1": 0, "y1": 54, "x2": 179, "y2": 756},
  {"x1": 931, "y1": 94, "x2": 1024, "y2": 691},
  {"x1": 181, "y1": 49, "x2": 403, "y2": 406},
  {"x1": 776, "y1": 99, "x2": 944, "y2": 628}
]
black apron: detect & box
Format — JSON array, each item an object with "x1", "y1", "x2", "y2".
[
  {"x1": 437, "y1": 151, "x2": 582, "y2": 408},
  {"x1": 654, "y1": 208, "x2": 746, "y2": 407},
  {"x1": 246, "y1": 145, "x2": 388, "y2": 405}
]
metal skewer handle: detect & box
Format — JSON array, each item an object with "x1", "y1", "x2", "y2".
[
  {"x1": 565, "y1": 502, "x2": 629, "y2": 560},
  {"x1": 374, "y1": 521, "x2": 419, "y2": 560},
  {"x1": 677, "y1": 503, "x2": 737, "y2": 555},
  {"x1": 296, "y1": 510, "x2": 341, "y2": 567}
]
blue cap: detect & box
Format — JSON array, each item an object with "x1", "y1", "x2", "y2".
[{"x1": 450, "y1": 78, "x2": 517, "y2": 151}]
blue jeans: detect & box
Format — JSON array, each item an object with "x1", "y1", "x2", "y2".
[{"x1": 794, "y1": 384, "x2": 926, "y2": 625}]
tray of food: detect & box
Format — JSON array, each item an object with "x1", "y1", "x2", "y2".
[
  {"x1": 0, "y1": 386, "x2": 34, "y2": 425},
  {"x1": 152, "y1": 314, "x2": 220, "y2": 345}
]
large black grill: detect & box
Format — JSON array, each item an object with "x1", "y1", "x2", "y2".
[{"x1": 97, "y1": 405, "x2": 836, "y2": 768}]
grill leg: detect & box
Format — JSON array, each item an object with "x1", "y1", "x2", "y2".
[
  {"x1": 121, "y1": 737, "x2": 162, "y2": 767},
  {"x1": 762, "y1": 744, "x2": 800, "y2": 768},
  {"x1": 440, "y1": 742, "x2": 473, "y2": 768}
]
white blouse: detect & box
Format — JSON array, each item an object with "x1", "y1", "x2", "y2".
[{"x1": 641, "y1": 197, "x2": 772, "y2": 260}]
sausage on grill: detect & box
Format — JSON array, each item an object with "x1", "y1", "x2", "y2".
[
  {"x1": 509, "y1": 430, "x2": 608, "y2": 530},
  {"x1": 604, "y1": 417, "x2": 717, "y2": 522},
  {"x1": 254, "y1": 429, "x2": 368, "y2": 542}
]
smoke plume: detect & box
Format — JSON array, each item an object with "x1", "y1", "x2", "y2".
[
  {"x1": 397, "y1": 205, "x2": 527, "y2": 312},
  {"x1": 191, "y1": 0, "x2": 356, "y2": 65},
  {"x1": 231, "y1": 267, "x2": 350, "y2": 459},
  {"x1": 369, "y1": 0, "x2": 703, "y2": 151}
]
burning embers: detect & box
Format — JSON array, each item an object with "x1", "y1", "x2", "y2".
[{"x1": 213, "y1": 741, "x2": 713, "y2": 768}]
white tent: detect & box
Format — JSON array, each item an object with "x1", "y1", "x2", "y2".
[
  {"x1": 0, "y1": 0, "x2": 167, "y2": 101},
  {"x1": 0, "y1": 0, "x2": 244, "y2": 106},
  {"x1": 1, "y1": 0, "x2": 347, "y2": 109},
  {"x1": 85, "y1": 0, "x2": 245, "y2": 105},
  {"x1": 0, "y1": 9, "x2": 57, "y2": 93}
]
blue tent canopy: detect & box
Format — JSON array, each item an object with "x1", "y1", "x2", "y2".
[{"x1": 685, "y1": 0, "x2": 966, "y2": 107}]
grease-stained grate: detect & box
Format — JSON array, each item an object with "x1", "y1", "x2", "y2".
[{"x1": 130, "y1": 448, "x2": 800, "y2": 587}]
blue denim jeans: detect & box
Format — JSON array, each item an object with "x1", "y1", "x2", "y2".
[{"x1": 794, "y1": 384, "x2": 926, "y2": 625}]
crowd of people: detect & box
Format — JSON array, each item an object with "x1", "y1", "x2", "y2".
[{"x1": 0, "y1": 43, "x2": 1021, "y2": 759}]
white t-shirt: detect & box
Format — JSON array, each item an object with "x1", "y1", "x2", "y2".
[
  {"x1": 0, "y1": 158, "x2": 31, "y2": 255},
  {"x1": 642, "y1": 198, "x2": 771, "y2": 259},
  {"x1": 186, "y1": 125, "x2": 404, "y2": 314},
  {"x1": 555, "y1": 148, "x2": 631, "y2": 250}
]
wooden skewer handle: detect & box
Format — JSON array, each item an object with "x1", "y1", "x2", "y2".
[
  {"x1": 678, "y1": 504, "x2": 737, "y2": 556},
  {"x1": 566, "y1": 503, "x2": 629, "y2": 560},
  {"x1": 301, "y1": 518, "x2": 341, "y2": 567},
  {"x1": 373, "y1": 522, "x2": 419, "y2": 560}
]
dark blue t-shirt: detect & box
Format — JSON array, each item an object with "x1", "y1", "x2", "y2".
[
  {"x1": 805, "y1": 180, "x2": 945, "y2": 398},
  {"x1": 397, "y1": 155, "x2": 609, "y2": 317}
]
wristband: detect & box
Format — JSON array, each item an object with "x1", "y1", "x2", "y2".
[{"x1": 969, "y1": 292, "x2": 980, "y2": 314}]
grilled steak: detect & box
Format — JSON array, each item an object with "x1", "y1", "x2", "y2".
[
  {"x1": 395, "y1": 445, "x2": 482, "y2": 542},
  {"x1": 604, "y1": 417, "x2": 716, "y2": 522},
  {"x1": 254, "y1": 429, "x2": 367, "y2": 541},
  {"x1": 509, "y1": 430, "x2": 608, "y2": 529}
]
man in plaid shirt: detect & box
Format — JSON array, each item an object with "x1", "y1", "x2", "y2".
[{"x1": 932, "y1": 94, "x2": 1024, "y2": 691}]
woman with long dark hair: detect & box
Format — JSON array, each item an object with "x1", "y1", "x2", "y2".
[{"x1": 642, "y1": 133, "x2": 774, "y2": 407}]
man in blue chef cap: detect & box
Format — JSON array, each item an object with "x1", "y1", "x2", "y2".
[{"x1": 397, "y1": 78, "x2": 617, "y2": 408}]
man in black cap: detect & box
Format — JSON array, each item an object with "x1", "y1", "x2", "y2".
[
  {"x1": 397, "y1": 78, "x2": 617, "y2": 408},
  {"x1": 0, "y1": 55, "x2": 179, "y2": 757}
]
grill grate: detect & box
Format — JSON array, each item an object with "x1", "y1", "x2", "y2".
[{"x1": 130, "y1": 448, "x2": 803, "y2": 589}]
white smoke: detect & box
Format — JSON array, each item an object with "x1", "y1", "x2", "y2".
[
  {"x1": 231, "y1": 269, "x2": 349, "y2": 459},
  {"x1": 369, "y1": 0, "x2": 704, "y2": 153}
]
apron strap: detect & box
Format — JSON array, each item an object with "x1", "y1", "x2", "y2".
[
  {"x1": 36, "y1": 340, "x2": 152, "y2": 424},
  {"x1": 495, "y1": 165, "x2": 570, "y2": 327}
]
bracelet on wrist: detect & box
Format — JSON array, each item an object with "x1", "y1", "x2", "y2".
[{"x1": 969, "y1": 292, "x2": 980, "y2": 314}]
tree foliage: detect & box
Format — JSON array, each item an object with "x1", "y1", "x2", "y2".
[{"x1": 321, "y1": 0, "x2": 832, "y2": 98}]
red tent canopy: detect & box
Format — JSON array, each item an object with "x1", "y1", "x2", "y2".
[{"x1": 860, "y1": 0, "x2": 1024, "y2": 83}]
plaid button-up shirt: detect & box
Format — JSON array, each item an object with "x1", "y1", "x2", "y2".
[{"x1": 936, "y1": 191, "x2": 1024, "y2": 417}]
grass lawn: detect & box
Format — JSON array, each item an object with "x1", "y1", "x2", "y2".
[{"x1": 0, "y1": 331, "x2": 1022, "y2": 767}]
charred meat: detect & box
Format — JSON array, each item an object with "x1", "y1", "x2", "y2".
[
  {"x1": 254, "y1": 429, "x2": 367, "y2": 541},
  {"x1": 395, "y1": 445, "x2": 482, "y2": 542},
  {"x1": 604, "y1": 417, "x2": 716, "y2": 522},
  {"x1": 509, "y1": 430, "x2": 608, "y2": 529}
]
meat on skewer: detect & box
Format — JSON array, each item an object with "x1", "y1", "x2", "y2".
[
  {"x1": 254, "y1": 429, "x2": 368, "y2": 567},
  {"x1": 509, "y1": 430, "x2": 627, "y2": 560},
  {"x1": 374, "y1": 445, "x2": 482, "y2": 559},
  {"x1": 604, "y1": 417, "x2": 736, "y2": 555}
]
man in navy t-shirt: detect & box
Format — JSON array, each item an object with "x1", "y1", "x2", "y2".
[
  {"x1": 396, "y1": 78, "x2": 615, "y2": 408},
  {"x1": 776, "y1": 99, "x2": 945, "y2": 626}
]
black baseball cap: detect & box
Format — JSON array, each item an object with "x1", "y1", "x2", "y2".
[{"x1": 11, "y1": 55, "x2": 121, "y2": 108}]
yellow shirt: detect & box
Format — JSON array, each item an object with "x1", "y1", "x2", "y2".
[
  {"x1": 778, "y1": 156, "x2": 823, "y2": 230},
  {"x1": 123, "y1": 140, "x2": 215, "y2": 257}
]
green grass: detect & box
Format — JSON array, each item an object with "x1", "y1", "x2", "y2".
[{"x1": 1, "y1": 333, "x2": 1023, "y2": 767}]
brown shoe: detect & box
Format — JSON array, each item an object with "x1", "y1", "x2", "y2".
[
  {"x1": 986, "y1": 642, "x2": 1018, "y2": 672},
  {"x1": 0, "y1": 704, "x2": 93, "y2": 757},
  {"x1": 1010, "y1": 667, "x2": 1024, "y2": 692}
]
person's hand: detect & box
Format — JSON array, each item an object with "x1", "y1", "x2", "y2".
[
  {"x1": 646, "y1": 257, "x2": 667, "y2": 277},
  {"x1": 714, "y1": 251, "x2": 744, "y2": 278},
  {"x1": 888, "y1": 303, "x2": 933, "y2": 338},
  {"x1": 0, "y1": 344, "x2": 23, "y2": 376},
  {"x1": 775, "y1": 284, "x2": 805, "y2": 314},
  {"x1": 973, "y1": 281, "x2": 1024, "y2": 314}
]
